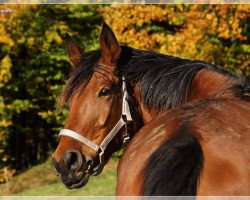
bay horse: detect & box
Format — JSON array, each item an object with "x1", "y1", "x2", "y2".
[
  {"x1": 117, "y1": 98, "x2": 250, "y2": 196},
  {"x1": 52, "y1": 23, "x2": 249, "y2": 190}
]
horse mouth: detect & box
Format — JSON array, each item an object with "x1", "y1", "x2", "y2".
[{"x1": 63, "y1": 173, "x2": 90, "y2": 189}]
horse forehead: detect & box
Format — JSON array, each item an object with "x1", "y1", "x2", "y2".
[
  {"x1": 90, "y1": 71, "x2": 117, "y2": 86},
  {"x1": 76, "y1": 73, "x2": 109, "y2": 97}
]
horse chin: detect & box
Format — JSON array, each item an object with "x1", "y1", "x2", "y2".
[
  {"x1": 63, "y1": 173, "x2": 90, "y2": 189},
  {"x1": 90, "y1": 164, "x2": 105, "y2": 176}
]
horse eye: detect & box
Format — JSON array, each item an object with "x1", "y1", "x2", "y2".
[{"x1": 99, "y1": 88, "x2": 111, "y2": 97}]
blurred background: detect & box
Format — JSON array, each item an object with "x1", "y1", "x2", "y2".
[{"x1": 0, "y1": 4, "x2": 249, "y2": 195}]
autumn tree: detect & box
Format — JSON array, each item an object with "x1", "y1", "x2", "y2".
[
  {"x1": 100, "y1": 4, "x2": 250, "y2": 76},
  {"x1": 0, "y1": 4, "x2": 102, "y2": 180}
]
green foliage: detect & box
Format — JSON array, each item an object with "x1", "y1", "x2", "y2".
[{"x1": 0, "y1": 4, "x2": 102, "y2": 179}]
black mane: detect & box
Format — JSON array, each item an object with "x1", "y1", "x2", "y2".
[
  {"x1": 58, "y1": 45, "x2": 243, "y2": 110},
  {"x1": 117, "y1": 46, "x2": 242, "y2": 110}
]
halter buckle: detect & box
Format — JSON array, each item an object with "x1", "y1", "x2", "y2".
[
  {"x1": 121, "y1": 121, "x2": 130, "y2": 147},
  {"x1": 122, "y1": 135, "x2": 130, "y2": 148}
]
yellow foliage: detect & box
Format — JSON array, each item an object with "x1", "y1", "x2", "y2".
[
  {"x1": 0, "y1": 55, "x2": 12, "y2": 89},
  {"x1": 100, "y1": 5, "x2": 249, "y2": 74},
  {"x1": 0, "y1": 120, "x2": 12, "y2": 128},
  {"x1": 0, "y1": 26, "x2": 14, "y2": 47},
  {"x1": 27, "y1": 37, "x2": 35, "y2": 46},
  {"x1": 2, "y1": 156, "x2": 8, "y2": 162},
  {"x1": 0, "y1": 5, "x2": 36, "y2": 47}
]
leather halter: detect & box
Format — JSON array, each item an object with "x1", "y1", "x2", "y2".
[{"x1": 59, "y1": 76, "x2": 132, "y2": 175}]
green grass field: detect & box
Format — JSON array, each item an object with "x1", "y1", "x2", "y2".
[{"x1": 0, "y1": 158, "x2": 118, "y2": 196}]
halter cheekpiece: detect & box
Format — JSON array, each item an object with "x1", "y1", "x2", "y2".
[{"x1": 59, "y1": 76, "x2": 132, "y2": 175}]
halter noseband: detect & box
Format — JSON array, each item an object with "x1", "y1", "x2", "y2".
[{"x1": 59, "y1": 76, "x2": 132, "y2": 175}]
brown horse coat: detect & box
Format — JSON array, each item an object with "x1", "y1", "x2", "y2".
[{"x1": 117, "y1": 98, "x2": 250, "y2": 196}]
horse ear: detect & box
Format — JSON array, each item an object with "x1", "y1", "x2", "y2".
[
  {"x1": 99, "y1": 23, "x2": 121, "y2": 69},
  {"x1": 65, "y1": 33, "x2": 82, "y2": 69}
]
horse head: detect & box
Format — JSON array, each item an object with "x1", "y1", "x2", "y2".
[{"x1": 52, "y1": 23, "x2": 142, "y2": 189}]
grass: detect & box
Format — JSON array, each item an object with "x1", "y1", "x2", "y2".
[{"x1": 0, "y1": 158, "x2": 118, "y2": 196}]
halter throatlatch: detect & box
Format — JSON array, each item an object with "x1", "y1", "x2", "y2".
[{"x1": 59, "y1": 76, "x2": 132, "y2": 175}]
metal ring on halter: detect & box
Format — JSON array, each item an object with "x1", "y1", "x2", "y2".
[{"x1": 58, "y1": 76, "x2": 132, "y2": 175}]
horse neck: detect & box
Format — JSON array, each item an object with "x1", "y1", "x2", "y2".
[
  {"x1": 187, "y1": 69, "x2": 240, "y2": 101},
  {"x1": 130, "y1": 69, "x2": 240, "y2": 124},
  {"x1": 132, "y1": 84, "x2": 164, "y2": 124}
]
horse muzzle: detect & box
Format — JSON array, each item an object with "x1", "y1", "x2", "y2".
[{"x1": 52, "y1": 149, "x2": 93, "y2": 189}]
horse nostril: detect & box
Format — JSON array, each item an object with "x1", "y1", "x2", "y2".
[{"x1": 63, "y1": 150, "x2": 83, "y2": 170}]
